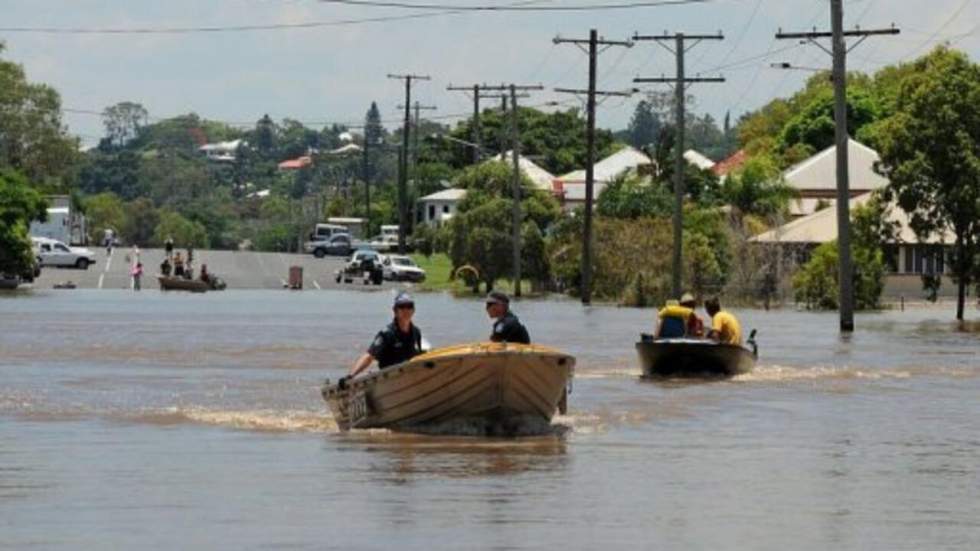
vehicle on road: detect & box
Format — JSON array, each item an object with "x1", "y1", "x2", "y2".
[
  {"x1": 31, "y1": 237, "x2": 97, "y2": 270},
  {"x1": 335, "y1": 249, "x2": 383, "y2": 285},
  {"x1": 367, "y1": 234, "x2": 399, "y2": 252},
  {"x1": 382, "y1": 255, "x2": 426, "y2": 282},
  {"x1": 306, "y1": 233, "x2": 352, "y2": 258}
]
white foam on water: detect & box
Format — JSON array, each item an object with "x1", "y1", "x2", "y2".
[
  {"x1": 734, "y1": 364, "x2": 976, "y2": 383},
  {"x1": 152, "y1": 406, "x2": 339, "y2": 433}
]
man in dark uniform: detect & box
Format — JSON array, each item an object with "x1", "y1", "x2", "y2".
[
  {"x1": 485, "y1": 291, "x2": 530, "y2": 344},
  {"x1": 344, "y1": 292, "x2": 423, "y2": 386}
]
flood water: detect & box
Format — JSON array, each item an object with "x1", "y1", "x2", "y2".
[{"x1": 2, "y1": 289, "x2": 978, "y2": 550}]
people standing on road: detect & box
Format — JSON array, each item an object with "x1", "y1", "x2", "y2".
[
  {"x1": 485, "y1": 291, "x2": 530, "y2": 344},
  {"x1": 679, "y1": 292, "x2": 705, "y2": 337},
  {"x1": 160, "y1": 257, "x2": 172, "y2": 277},
  {"x1": 173, "y1": 252, "x2": 185, "y2": 277},
  {"x1": 131, "y1": 262, "x2": 143, "y2": 291},
  {"x1": 103, "y1": 228, "x2": 115, "y2": 256},
  {"x1": 705, "y1": 297, "x2": 743, "y2": 346},
  {"x1": 164, "y1": 237, "x2": 174, "y2": 259},
  {"x1": 343, "y1": 292, "x2": 423, "y2": 387}
]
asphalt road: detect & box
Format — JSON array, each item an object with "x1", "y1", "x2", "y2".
[{"x1": 31, "y1": 248, "x2": 408, "y2": 291}]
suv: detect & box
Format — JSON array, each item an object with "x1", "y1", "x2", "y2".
[
  {"x1": 382, "y1": 255, "x2": 426, "y2": 282},
  {"x1": 336, "y1": 249, "x2": 383, "y2": 285},
  {"x1": 32, "y1": 237, "x2": 97, "y2": 269},
  {"x1": 307, "y1": 233, "x2": 352, "y2": 258}
]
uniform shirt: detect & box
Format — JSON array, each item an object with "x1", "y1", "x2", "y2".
[
  {"x1": 368, "y1": 320, "x2": 422, "y2": 369},
  {"x1": 711, "y1": 310, "x2": 742, "y2": 345},
  {"x1": 490, "y1": 311, "x2": 530, "y2": 344}
]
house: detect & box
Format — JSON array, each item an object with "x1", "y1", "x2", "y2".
[
  {"x1": 278, "y1": 156, "x2": 313, "y2": 170},
  {"x1": 750, "y1": 192, "x2": 958, "y2": 297},
  {"x1": 712, "y1": 148, "x2": 747, "y2": 179},
  {"x1": 684, "y1": 149, "x2": 716, "y2": 171},
  {"x1": 553, "y1": 146, "x2": 654, "y2": 211},
  {"x1": 328, "y1": 143, "x2": 362, "y2": 156},
  {"x1": 199, "y1": 139, "x2": 243, "y2": 163},
  {"x1": 419, "y1": 188, "x2": 466, "y2": 226},
  {"x1": 781, "y1": 139, "x2": 889, "y2": 217},
  {"x1": 491, "y1": 151, "x2": 556, "y2": 190}
]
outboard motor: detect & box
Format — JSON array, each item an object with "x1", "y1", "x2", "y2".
[{"x1": 747, "y1": 329, "x2": 758, "y2": 358}]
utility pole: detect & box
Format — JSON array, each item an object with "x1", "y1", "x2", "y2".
[
  {"x1": 479, "y1": 83, "x2": 544, "y2": 297},
  {"x1": 776, "y1": 5, "x2": 899, "y2": 333},
  {"x1": 362, "y1": 132, "x2": 371, "y2": 235},
  {"x1": 388, "y1": 73, "x2": 431, "y2": 254},
  {"x1": 447, "y1": 85, "x2": 522, "y2": 164},
  {"x1": 633, "y1": 31, "x2": 724, "y2": 300},
  {"x1": 398, "y1": 101, "x2": 437, "y2": 182},
  {"x1": 554, "y1": 29, "x2": 633, "y2": 305}
]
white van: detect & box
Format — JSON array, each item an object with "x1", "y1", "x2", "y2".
[
  {"x1": 32, "y1": 237, "x2": 97, "y2": 270},
  {"x1": 310, "y1": 223, "x2": 350, "y2": 241}
]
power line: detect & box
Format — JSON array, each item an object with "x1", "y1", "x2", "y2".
[{"x1": 319, "y1": 0, "x2": 711, "y2": 10}]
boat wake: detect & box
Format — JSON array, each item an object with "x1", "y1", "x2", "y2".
[
  {"x1": 394, "y1": 415, "x2": 571, "y2": 438},
  {"x1": 137, "y1": 407, "x2": 340, "y2": 433},
  {"x1": 735, "y1": 364, "x2": 977, "y2": 383}
]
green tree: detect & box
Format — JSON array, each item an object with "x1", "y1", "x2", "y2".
[
  {"x1": 0, "y1": 44, "x2": 78, "y2": 187},
  {"x1": 684, "y1": 232, "x2": 723, "y2": 299},
  {"x1": 121, "y1": 198, "x2": 159, "y2": 246},
  {"x1": 596, "y1": 173, "x2": 672, "y2": 219},
  {"x1": 873, "y1": 47, "x2": 980, "y2": 320},
  {"x1": 102, "y1": 101, "x2": 148, "y2": 149},
  {"x1": 627, "y1": 100, "x2": 661, "y2": 149},
  {"x1": 778, "y1": 87, "x2": 879, "y2": 153},
  {"x1": 153, "y1": 210, "x2": 209, "y2": 248},
  {"x1": 0, "y1": 169, "x2": 47, "y2": 278},
  {"x1": 721, "y1": 155, "x2": 797, "y2": 218},
  {"x1": 84, "y1": 192, "x2": 126, "y2": 244},
  {"x1": 793, "y1": 239, "x2": 885, "y2": 311}
]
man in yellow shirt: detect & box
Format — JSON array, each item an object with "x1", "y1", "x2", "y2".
[{"x1": 705, "y1": 297, "x2": 742, "y2": 345}]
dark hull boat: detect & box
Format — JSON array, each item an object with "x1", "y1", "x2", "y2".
[
  {"x1": 636, "y1": 334, "x2": 757, "y2": 378},
  {"x1": 322, "y1": 342, "x2": 574, "y2": 435},
  {"x1": 157, "y1": 275, "x2": 226, "y2": 292}
]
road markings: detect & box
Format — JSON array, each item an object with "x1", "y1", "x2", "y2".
[
  {"x1": 313, "y1": 280, "x2": 321, "y2": 290},
  {"x1": 98, "y1": 274, "x2": 104, "y2": 289}
]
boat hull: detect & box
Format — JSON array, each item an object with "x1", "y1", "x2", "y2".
[
  {"x1": 322, "y1": 342, "x2": 574, "y2": 434},
  {"x1": 158, "y1": 276, "x2": 224, "y2": 292},
  {"x1": 636, "y1": 338, "x2": 755, "y2": 378}
]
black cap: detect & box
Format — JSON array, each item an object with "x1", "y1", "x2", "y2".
[{"x1": 394, "y1": 292, "x2": 415, "y2": 307}]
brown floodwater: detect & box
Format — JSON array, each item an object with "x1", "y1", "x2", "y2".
[{"x1": 1, "y1": 289, "x2": 978, "y2": 549}]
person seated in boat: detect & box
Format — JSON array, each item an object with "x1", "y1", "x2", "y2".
[
  {"x1": 705, "y1": 297, "x2": 742, "y2": 346},
  {"x1": 199, "y1": 264, "x2": 210, "y2": 284},
  {"x1": 679, "y1": 292, "x2": 705, "y2": 337},
  {"x1": 656, "y1": 299, "x2": 696, "y2": 338},
  {"x1": 486, "y1": 291, "x2": 530, "y2": 344},
  {"x1": 160, "y1": 257, "x2": 172, "y2": 277},
  {"x1": 173, "y1": 252, "x2": 185, "y2": 277},
  {"x1": 345, "y1": 292, "x2": 423, "y2": 384}
]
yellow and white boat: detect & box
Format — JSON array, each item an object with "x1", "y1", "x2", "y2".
[{"x1": 322, "y1": 342, "x2": 575, "y2": 434}]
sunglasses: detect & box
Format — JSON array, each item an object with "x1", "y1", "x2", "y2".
[{"x1": 395, "y1": 303, "x2": 415, "y2": 310}]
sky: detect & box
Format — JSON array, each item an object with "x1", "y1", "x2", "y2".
[{"x1": 2, "y1": 0, "x2": 978, "y2": 148}]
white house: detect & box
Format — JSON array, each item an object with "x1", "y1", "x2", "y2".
[
  {"x1": 419, "y1": 188, "x2": 466, "y2": 226},
  {"x1": 199, "y1": 139, "x2": 243, "y2": 163},
  {"x1": 492, "y1": 151, "x2": 556, "y2": 190},
  {"x1": 684, "y1": 149, "x2": 716, "y2": 171},
  {"x1": 751, "y1": 192, "x2": 959, "y2": 297},
  {"x1": 553, "y1": 146, "x2": 654, "y2": 211},
  {"x1": 781, "y1": 138, "x2": 889, "y2": 217}
]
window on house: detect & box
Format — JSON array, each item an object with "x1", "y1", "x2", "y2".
[
  {"x1": 443, "y1": 205, "x2": 450, "y2": 214},
  {"x1": 904, "y1": 245, "x2": 914, "y2": 274}
]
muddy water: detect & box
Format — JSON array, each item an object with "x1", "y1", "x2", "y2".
[{"x1": 2, "y1": 290, "x2": 978, "y2": 549}]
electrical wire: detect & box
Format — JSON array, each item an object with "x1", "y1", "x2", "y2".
[{"x1": 319, "y1": 0, "x2": 711, "y2": 11}]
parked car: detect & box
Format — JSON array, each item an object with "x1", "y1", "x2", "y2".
[
  {"x1": 382, "y1": 255, "x2": 426, "y2": 282},
  {"x1": 367, "y1": 234, "x2": 399, "y2": 252},
  {"x1": 306, "y1": 233, "x2": 352, "y2": 258},
  {"x1": 31, "y1": 237, "x2": 97, "y2": 269},
  {"x1": 336, "y1": 249, "x2": 383, "y2": 285}
]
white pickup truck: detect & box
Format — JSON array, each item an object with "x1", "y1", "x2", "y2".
[{"x1": 32, "y1": 237, "x2": 98, "y2": 269}]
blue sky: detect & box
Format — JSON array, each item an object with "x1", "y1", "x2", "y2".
[{"x1": 2, "y1": 0, "x2": 977, "y2": 147}]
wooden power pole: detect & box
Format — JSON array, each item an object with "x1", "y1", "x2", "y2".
[
  {"x1": 776, "y1": 3, "x2": 898, "y2": 332},
  {"x1": 387, "y1": 73, "x2": 431, "y2": 254},
  {"x1": 554, "y1": 29, "x2": 633, "y2": 305}
]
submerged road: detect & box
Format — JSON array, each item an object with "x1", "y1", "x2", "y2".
[{"x1": 31, "y1": 248, "x2": 408, "y2": 291}]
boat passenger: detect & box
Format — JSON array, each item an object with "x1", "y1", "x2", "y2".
[
  {"x1": 486, "y1": 291, "x2": 530, "y2": 344},
  {"x1": 160, "y1": 257, "x2": 172, "y2": 277},
  {"x1": 345, "y1": 292, "x2": 423, "y2": 384},
  {"x1": 199, "y1": 264, "x2": 210, "y2": 284},
  {"x1": 679, "y1": 292, "x2": 705, "y2": 337},
  {"x1": 705, "y1": 297, "x2": 742, "y2": 345},
  {"x1": 173, "y1": 252, "x2": 185, "y2": 277},
  {"x1": 656, "y1": 299, "x2": 695, "y2": 338}
]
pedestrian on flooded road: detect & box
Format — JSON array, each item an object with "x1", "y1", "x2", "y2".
[
  {"x1": 131, "y1": 262, "x2": 143, "y2": 291},
  {"x1": 173, "y1": 252, "x2": 185, "y2": 277},
  {"x1": 486, "y1": 291, "x2": 530, "y2": 344},
  {"x1": 164, "y1": 237, "x2": 174, "y2": 259}
]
